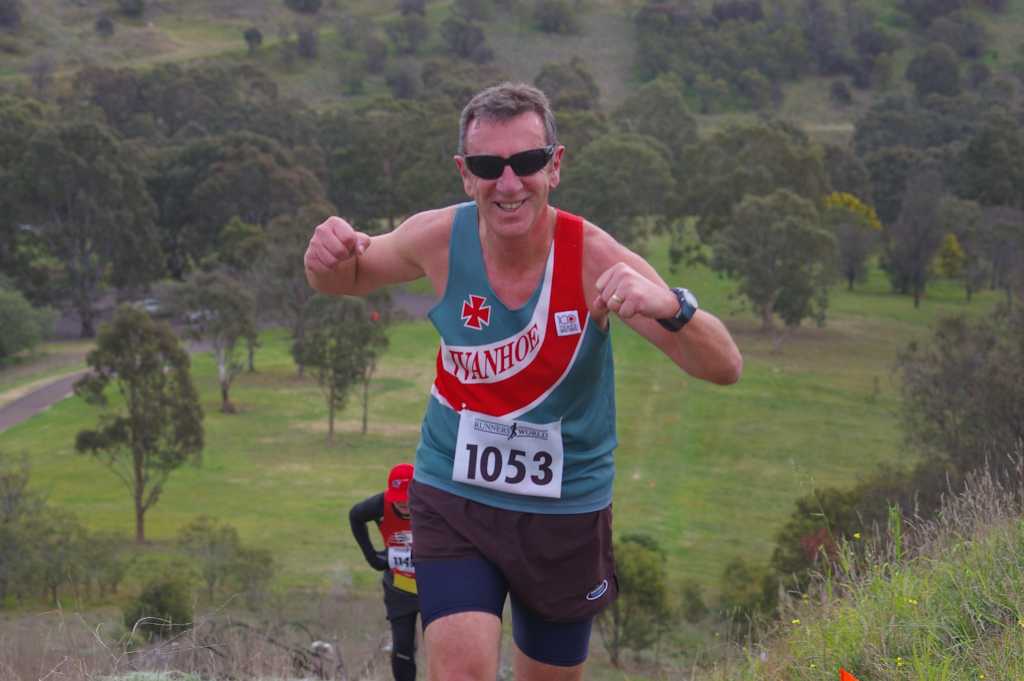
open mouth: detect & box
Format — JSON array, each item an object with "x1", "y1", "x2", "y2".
[{"x1": 496, "y1": 200, "x2": 526, "y2": 212}]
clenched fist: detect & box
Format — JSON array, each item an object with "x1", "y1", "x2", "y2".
[
  {"x1": 593, "y1": 262, "x2": 679, "y2": 321},
  {"x1": 304, "y1": 216, "x2": 373, "y2": 275}
]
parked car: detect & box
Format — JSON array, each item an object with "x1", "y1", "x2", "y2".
[{"x1": 133, "y1": 297, "x2": 172, "y2": 318}]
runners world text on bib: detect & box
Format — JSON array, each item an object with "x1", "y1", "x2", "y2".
[{"x1": 453, "y1": 409, "x2": 564, "y2": 498}]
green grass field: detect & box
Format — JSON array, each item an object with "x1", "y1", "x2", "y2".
[{"x1": 0, "y1": 237, "x2": 1001, "y2": 604}]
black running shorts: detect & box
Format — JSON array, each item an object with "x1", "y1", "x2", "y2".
[{"x1": 408, "y1": 480, "x2": 617, "y2": 623}]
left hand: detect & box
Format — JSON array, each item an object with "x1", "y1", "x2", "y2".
[{"x1": 594, "y1": 262, "x2": 679, "y2": 321}]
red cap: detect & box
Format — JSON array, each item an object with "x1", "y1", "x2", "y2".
[{"x1": 384, "y1": 463, "x2": 414, "y2": 504}]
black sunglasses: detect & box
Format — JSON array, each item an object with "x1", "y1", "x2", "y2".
[{"x1": 463, "y1": 145, "x2": 556, "y2": 180}]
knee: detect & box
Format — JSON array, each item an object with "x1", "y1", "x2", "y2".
[{"x1": 424, "y1": 612, "x2": 501, "y2": 681}]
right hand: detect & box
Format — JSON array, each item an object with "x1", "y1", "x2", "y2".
[
  {"x1": 304, "y1": 216, "x2": 372, "y2": 275},
  {"x1": 371, "y1": 550, "x2": 389, "y2": 572}
]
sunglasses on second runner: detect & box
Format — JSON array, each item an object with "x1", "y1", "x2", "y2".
[{"x1": 463, "y1": 144, "x2": 556, "y2": 180}]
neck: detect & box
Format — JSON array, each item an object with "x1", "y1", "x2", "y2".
[{"x1": 479, "y1": 206, "x2": 556, "y2": 270}]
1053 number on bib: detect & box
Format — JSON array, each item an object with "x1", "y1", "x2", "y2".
[{"x1": 453, "y1": 410, "x2": 564, "y2": 498}]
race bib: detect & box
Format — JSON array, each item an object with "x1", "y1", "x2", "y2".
[
  {"x1": 453, "y1": 410, "x2": 564, "y2": 498},
  {"x1": 388, "y1": 546, "x2": 414, "y2": 573}
]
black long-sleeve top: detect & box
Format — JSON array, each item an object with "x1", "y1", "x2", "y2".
[{"x1": 349, "y1": 492, "x2": 389, "y2": 572}]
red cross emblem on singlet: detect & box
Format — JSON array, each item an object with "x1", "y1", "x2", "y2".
[{"x1": 461, "y1": 294, "x2": 491, "y2": 330}]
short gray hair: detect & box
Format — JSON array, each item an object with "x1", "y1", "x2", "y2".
[{"x1": 458, "y1": 82, "x2": 558, "y2": 155}]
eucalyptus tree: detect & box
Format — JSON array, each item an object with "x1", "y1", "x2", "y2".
[
  {"x1": 612, "y1": 75, "x2": 697, "y2": 177},
  {"x1": 712, "y1": 190, "x2": 836, "y2": 333},
  {"x1": 297, "y1": 295, "x2": 389, "y2": 444},
  {"x1": 256, "y1": 203, "x2": 335, "y2": 377},
  {"x1": 678, "y1": 122, "x2": 830, "y2": 243},
  {"x1": 535, "y1": 57, "x2": 601, "y2": 111},
  {"x1": 557, "y1": 133, "x2": 674, "y2": 248},
  {"x1": 74, "y1": 306, "x2": 203, "y2": 543},
  {"x1": 172, "y1": 270, "x2": 257, "y2": 414},
  {"x1": 151, "y1": 131, "x2": 327, "y2": 277},
  {"x1": 0, "y1": 95, "x2": 49, "y2": 291},
  {"x1": 15, "y1": 119, "x2": 161, "y2": 337},
  {"x1": 883, "y1": 168, "x2": 946, "y2": 306}
]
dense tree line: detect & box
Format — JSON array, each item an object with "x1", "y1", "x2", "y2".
[{"x1": 2, "y1": 0, "x2": 1020, "y2": 347}]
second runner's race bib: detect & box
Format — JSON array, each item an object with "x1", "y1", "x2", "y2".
[
  {"x1": 453, "y1": 409, "x2": 564, "y2": 498},
  {"x1": 388, "y1": 546, "x2": 414, "y2": 573}
]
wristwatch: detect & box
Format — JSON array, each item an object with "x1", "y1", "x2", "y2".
[{"x1": 657, "y1": 287, "x2": 699, "y2": 332}]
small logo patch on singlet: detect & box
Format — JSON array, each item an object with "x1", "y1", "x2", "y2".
[
  {"x1": 461, "y1": 294, "x2": 491, "y2": 330},
  {"x1": 554, "y1": 310, "x2": 582, "y2": 336}
]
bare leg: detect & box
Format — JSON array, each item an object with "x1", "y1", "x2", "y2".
[
  {"x1": 513, "y1": 640, "x2": 585, "y2": 681},
  {"x1": 424, "y1": 611, "x2": 502, "y2": 681}
]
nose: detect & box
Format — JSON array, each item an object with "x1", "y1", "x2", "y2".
[{"x1": 495, "y1": 163, "x2": 523, "y2": 192}]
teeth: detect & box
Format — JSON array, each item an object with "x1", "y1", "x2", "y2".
[{"x1": 497, "y1": 200, "x2": 525, "y2": 211}]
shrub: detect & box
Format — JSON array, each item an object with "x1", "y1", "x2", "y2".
[
  {"x1": 243, "y1": 27, "x2": 262, "y2": 53},
  {"x1": 386, "y1": 62, "x2": 422, "y2": 99},
  {"x1": 534, "y1": 0, "x2": 580, "y2": 34},
  {"x1": 596, "y1": 534, "x2": 671, "y2": 666},
  {"x1": 284, "y1": 0, "x2": 321, "y2": 13},
  {"x1": 0, "y1": 0, "x2": 24, "y2": 28},
  {"x1": 0, "y1": 288, "x2": 55, "y2": 364},
  {"x1": 830, "y1": 79, "x2": 853, "y2": 105},
  {"x1": 95, "y1": 15, "x2": 115, "y2": 37},
  {"x1": 718, "y1": 557, "x2": 778, "y2": 624},
  {"x1": 399, "y1": 0, "x2": 426, "y2": 15},
  {"x1": 681, "y1": 579, "x2": 709, "y2": 623},
  {"x1": 296, "y1": 26, "x2": 318, "y2": 59},
  {"x1": 117, "y1": 0, "x2": 145, "y2": 18},
  {"x1": 124, "y1": 578, "x2": 193, "y2": 640}
]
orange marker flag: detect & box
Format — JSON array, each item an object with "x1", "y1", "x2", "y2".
[{"x1": 839, "y1": 668, "x2": 861, "y2": 681}]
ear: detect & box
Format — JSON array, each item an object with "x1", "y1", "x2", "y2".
[
  {"x1": 548, "y1": 145, "x2": 565, "y2": 190},
  {"x1": 454, "y1": 155, "x2": 475, "y2": 197}
]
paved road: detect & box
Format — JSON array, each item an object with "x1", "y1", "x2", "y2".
[{"x1": 0, "y1": 371, "x2": 89, "y2": 433}]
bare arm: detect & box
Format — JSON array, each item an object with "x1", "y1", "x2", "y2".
[
  {"x1": 304, "y1": 208, "x2": 454, "y2": 297},
  {"x1": 582, "y1": 222, "x2": 742, "y2": 385}
]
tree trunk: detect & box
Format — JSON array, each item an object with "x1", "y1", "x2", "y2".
[
  {"x1": 220, "y1": 383, "x2": 235, "y2": 414},
  {"x1": 328, "y1": 383, "x2": 336, "y2": 445},
  {"x1": 361, "y1": 377, "x2": 369, "y2": 435},
  {"x1": 134, "y1": 453, "x2": 146, "y2": 543},
  {"x1": 79, "y1": 315, "x2": 96, "y2": 339},
  {"x1": 759, "y1": 304, "x2": 775, "y2": 333},
  {"x1": 294, "y1": 321, "x2": 306, "y2": 378}
]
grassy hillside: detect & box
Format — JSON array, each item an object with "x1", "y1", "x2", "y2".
[
  {"x1": 4, "y1": 0, "x2": 1022, "y2": 137},
  {"x1": 708, "y1": 465, "x2": 1024, "y2": 681}
]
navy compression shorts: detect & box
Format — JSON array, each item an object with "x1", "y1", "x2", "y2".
[{"x1": 415, "y1": 557, "x2": 594, "y2": 667}]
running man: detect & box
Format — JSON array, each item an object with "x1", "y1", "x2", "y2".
[
  {"x1": 308, "y1": 82, "x2": 742, "y2": 681},
  {"x1": 349, "y1": 463, "x2": 419, "y2": 681}
]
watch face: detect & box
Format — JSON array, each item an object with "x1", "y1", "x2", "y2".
[{"x1": 682, "y1": 289, "x2": 698, "y2": 310}]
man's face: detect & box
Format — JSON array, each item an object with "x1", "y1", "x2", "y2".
[
  {"x1": 393, "y1": 500, "x2": 410, "y2": 518},
  {"x1": 455, "y1": 111, "x2": 563, "y2": 240}
]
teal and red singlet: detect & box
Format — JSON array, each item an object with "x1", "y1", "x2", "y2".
[{"x1": 414, "y1": 202, "x2": 617, "y2": 514}]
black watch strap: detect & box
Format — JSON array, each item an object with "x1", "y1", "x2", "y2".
[{"x1": 657, "y1": 287, "x2": 698, "y2": 332}]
